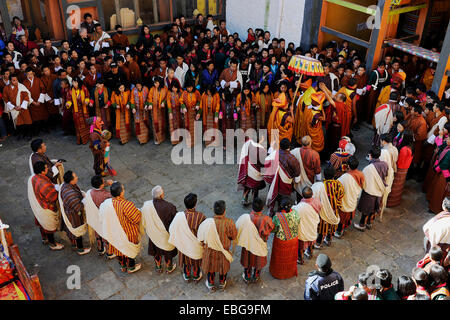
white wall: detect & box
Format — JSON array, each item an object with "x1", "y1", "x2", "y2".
[{"x1": 226, "y1": 0, "x2": 306, "y2": 47}]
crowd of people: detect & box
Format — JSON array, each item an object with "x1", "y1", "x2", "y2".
[{"x1": 1, "y1": 12, "x2": 448, "y2": 298}]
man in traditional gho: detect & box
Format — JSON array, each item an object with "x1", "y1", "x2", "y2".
[
  {"x1": 29, "y1": 161, "x2": 64, "y2": 250},
  {"x1": 130, "y1": 80, "x2": 149, "y2": 144},
  {"x1": 253, "y1": 81, "x2": 273, "y2": 130},
  {"x1": 236, "y1": 83, "x2": 255, "y2": 132},
  {"x1": 59, "y1": 170, "x2": 91, "y2": 255},
  {"x1": 423, "y1": 197, "x2": 450, "y2": 253},
  {"x1": 269, "y1": 197, "x2": 300, "y2": 280},
  {"x1": 329, "y1": 137, "x2": 356, "y2": 179},
  {"x1": 84, "y1": 175, "x2": 113, "y2": 256},
  {"x1": 198, "y1": 200, "x2": 237, "y2": 291},
  {"x1": 87, "y1": 117, "x2": 107, "y2": 176},
  {"x1": 142, "y1": 186, "x2": 178, "y2": 274},
  {"x1": 366, "y1": 61, "x2": 390, "y2": 123},
  {"x1": 290, "y1": 135, "x2": 322, "y2": 202},
  {"x1": 93, "y1": 79, "x2": 111, "y2": 131},
  {"x1": 406, "y1": 104, "x2": 428, "y2": 179},
  {"x1": 379, "y1": 133, "x2": 398, "y2": 219},
  {"x1": 200, "y1": 84, "x2": 220, "y2": 146},
  {"x1": 179, "y1": 80, "x2": 201, "y2": 148},
  {"x1": 373, "y1": 91, "x2": 397, "y2": 147},
  {"x1": 92, "y1": 23, "x2": 112, "y2": 52},
  {"x1": 168, "y1": 193, "x2": 206, "y2": 282},
  {"x1": 65, "y1": 77, "x2": 91, "y2": 145},
  {"x1": 219, "y1": 58, "x2": 242, "y2": 95},
  {"x1": 236, "y1": 197, "x2": 274, "y2": 284},
  {"x1": 374, "y1": 72, "x2": 405, "y2": 112},
  {"x1": 146, "y1": 76, "x2": 167, "y2": 145},
  {"x1": 99, "y1": 182, "x2": 142, "y2": 273},
  {"x1": 23, "y1": 67, "x2": 48, "y2": 134},
  {"x1": 354, "y1": 146, "x2": 388, "y2": 231},
  {"x1": 30, "y1": 138, "x2": 63, "y2": 184},
  {"x1": 265, "y1": 138, "x2": 300, "y2": 216},
  {"x1": 111, "y1": 83, "x2": 131, "y2": 145},
  {"x1": 238, "y1": 136, "x2": 267, "y2": 206},
  {"x1": 167, "y1": 81, "x2": 183, "y2": 145},
  {"x1": 301, "y1": 92, "x2": 326, "y2": 153},
  {"x1": 293, "y1": 187, "x2": 321, "y2": 265},
  {"x1": 40, "y1": 65, "x2": 59, "y2": 129},
  {"x1": 311, "y1": 165, "x2": 344, "y2": 248},
  {"x1": 335, "y1": 156, "x2": 364, "y2": 238},
  {"x1": 267, "y1": 84, "x2": 293, "y2": 144},
  {"x1": 2, "y1": 74, "x2": 33, "y2": 140}
]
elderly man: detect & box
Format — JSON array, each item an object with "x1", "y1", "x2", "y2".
[
  {"x1": 29, "y1": 161, "x2": 64, "y2": 250},
  {"x1": 30, "y1": 138, "x2": 63, "y2": 184},
  {"x1": 423, "y1": 197, "x2": 450, "y2": 253},
  {"x1": 218, "y1": 58, "x2": 242, "y2": 95},
  {"x1": 143, "y1": 185, "x2": 178, "y2": 273},
  {"x1": 60, "y1": 170, "x2": 90, "y2": 255}
]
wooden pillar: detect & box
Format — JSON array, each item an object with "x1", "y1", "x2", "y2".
[
  {"x1": 133, "y1": 0, "x2": 141, "y2": 19},
  {"x1": 431, "y1": 22, "x2": 450, "y2": 99},
  {"x1": 0, "y1": 1, "x2": 12, "y2": 36},
  {"x1": 114, "y1": 0, "x2": 121, "y2": 26},
  {"x1": 317, "y1": 0, "x2": 328, "y2": 49},
  {"x1": 415, "y1": 1, "x2": 429, "y2": 45},
  {"x1": 366, "y1": 0, "x2": 391, "y2": 71},
  {"x1": 45, "y1": 0, "x2": 64, "y2": 39}
]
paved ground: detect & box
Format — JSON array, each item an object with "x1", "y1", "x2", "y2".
[{"x1": 0, "y1": 123, "x2": 431, "y2": 300}]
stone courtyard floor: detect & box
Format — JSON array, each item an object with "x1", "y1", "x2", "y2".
[{"x1": 0, "y1": 123, "x2": 431, "y2": 300}]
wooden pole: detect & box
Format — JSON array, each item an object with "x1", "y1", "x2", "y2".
[{"x1": 292, "y1": 73, "x2": 303, "y2": 108}]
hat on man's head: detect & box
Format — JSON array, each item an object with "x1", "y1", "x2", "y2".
[
  {"x1": 110, "y1": 62, "x2": 118, "y2": 68},
  {"x1": 393, "y1": 71, "x2": 406, "y2": 82},
  {"x1": 311, "y1": 91, "x2": 325, "y2": 105},
  {"x1": 316, "y1": 254, "x2": 332, "y2": 270}
]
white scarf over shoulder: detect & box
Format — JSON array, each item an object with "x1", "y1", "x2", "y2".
[
  {"x1": 141, "y1": 200, "x2": 175, "y2": 252},
  {"x1": 311, "y1": 182, "x2": 340, "y2": 225},
  {"x1": 99, "y1": 198, "x2": 141, "y2": 258},
  {"x1": 82, "y1": 189, "x2": 103, "y2": 237},
  {"x1": 58, "y1": 189, "x2": 87, "y2": 238},
  {"x1": 290, "y1": 147, "x2": 312, "y2": 194},
  {"x1": 362, "y1": 163, "x2": 386, "y2": 197},
  {"x1": 197, "y1": 218, "x2": 233, "y2": 262},
  {"x1": 6, "y1": 83, "x2": 33, "y2": 128},
  {"x1": 338, "y1": 173, "x2": 362, "y2": 212},
  {"x1": 423, "y1": 215, "x2": 450, "y2": 246},
  {"x1": 293, "y1": 202, "x2": 320, "y2": 242},
  {"x1": 235, "y1": 214, "x2": 267, "y2": 257},
  {"x1": 27, "y1": 175, "x2": 60, "y2": 232},
  {"x1": 168, "y1": 212, "x2": 203, "y2": 260}
]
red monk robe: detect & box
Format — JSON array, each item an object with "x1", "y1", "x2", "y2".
[{"x1": 267, "y1": 92, "x2": 293, "y2": 144}]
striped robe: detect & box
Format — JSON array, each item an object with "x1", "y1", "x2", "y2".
[
  {"x1": 236, "y1": 92, "x2": 255, "y2": 132},
  {"x1": 300, "y1": 146, "x2": 322, "y2": 183},
  {"x1": 180, "y1": 90, "x2": 201, "y2": 147},
  {"x1": 108, "y1": 196, "x2": 142, "y2": 257},
  {"x1": 167, "y1": 91, "x2": 182, "y2": 145},
  {"x1": 318, "y1": 179, "x2": 344, "y2": 237},
  {"x1": 254, "y1": 92, "x2": 273, "y2": 129},
  {"x1": 130, "y1": 87, "x2": 149, "y2": 144},
  {"x1": 32, "y1": 174, "x2": 58, "y2": 212},
  {"x1": 240, "y1": 211, "x2": 274, "y2": 270},
  {"x1": 65, "y1": 87, "x2": 91, "y2": 145},
  {"x1": 112, "y1": 91, "x2": 131, "y2": 144},
  {"x1": 329, "y1": 151, "x2": 352, "y2": 178},
  {"x1": 31, "y1": 153, "x2": 57, "y2": 183},
  {"x1": 60, "y1": 183, "x2": 85, "y2": 242},
  {"x1": 201, "y1": 215, "x2": 237, "y2": 275},
  {"x1": 200, "y1": 93, "x2": 220, "y2": 145},
  {"x1": 178, "y1": 209, "x2": 207, "y2": 269},
  {"x1": 147, "y1": 86, "x2": 167, "y2": 145}
]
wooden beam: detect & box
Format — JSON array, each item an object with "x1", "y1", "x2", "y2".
[
  {"x1": 325, "y1": 0, "x2": 376, "y2": 15},
  {"x1": 366, "y1": 0, "x2": 391, "y2": 71},
  {"x1": 321, "y1": 26, "x2": 370, "y2": 48},
  {"x1": 317, "y1": 0, "x2": 328, "y2": 49},
  {"x1": 388, "y1": 3, "x2": 427, "y2": 16},
  {"x1": 415, "y1": 4, "x2": 429, "y2": 45},
  {"x1": 432, "y1": 22, "x2": 450, "y2": 99},
  {"x1": 0, "y1": 1, "x2": 12, "y2": 36}
]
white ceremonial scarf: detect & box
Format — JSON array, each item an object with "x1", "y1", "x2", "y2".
[
  {"x1": 362, "y1": 163, "x2": 386, "y2": 197},
  {"x1": 6, "y1": 83, "x2": 33, "y2": 128},
  {"x1": 293, "y1": 201, "x2": 320, "y2": 242},
  {"x1": 82, "y1": 189, "x2": 104, "y2": 238},
  {"x1": 27, "y1": 175, "x2": 60, "y2": 232},
  {"x1": 141, "y1": 200, "x2": 175, "y2": 251},
  {"x1": 168, "y1": 211, "x2": 203, "y2": 260},
  {"x1": 374, "y1": 103, "x2": 393, "y2": 135},
  {"x1": 290, "y1": 147, "x2": 312, "y2": 194},
  {"x1": 266, "y1": 158, "x2": 293, "y2": 206},
  {"x1": 338, "y1": 173, "x2": 362, "y2": 212},
  {"x1": 99, "y1": 199, "x2": 141, "y2": 258},
  {"x1": 311, "y1": 182, "x2": 340, "y2": 225},
  {"x1": 58, "y1": 189, "x2": 87, "y2": 238},
  {"x1": 235, "y1": 214, "x2": 268, "y2": 257},
  {"x1": 423, "y1": 214, "x2": 450, "y2": 246},
  {"x1": 197, "y1": 218, "x2": 233, "y2": 262},
  {"x1": 238, "y1": 139, "x2": 264, "y2": 181}
]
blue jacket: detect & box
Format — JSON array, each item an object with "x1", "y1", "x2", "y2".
[
  {"x1": 201, "y1": 69, "x2": 218, "y2": 89},
  {"x1": 304, "y1": 269, "x2": 345, "y2": 300}
]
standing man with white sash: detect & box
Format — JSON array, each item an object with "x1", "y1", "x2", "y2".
[
  {"x1": 290, "y1": 135, "x2": 322, "y2": 202},
  {"x1": 30, "y1": 139, "x2": 64, "y2": 184},
  {"x1": 29, "y1": 161, "x2": 64, "y2": 250},
  {"x1": 168, "y1": 193, "x2": 206, "y2": 282},
  {"x1": 236, "y1": 197, "x2": 274, "y2": 284},
  {"x1": 354, "y1": 146, "x2": 388, "y2": 231},
  {"x1": 59, "y1": 170, "x2": 90, "y2": 255},
  {"x1": 198, "y1": 200, "x2": 237, "y2": 291},
  {"x1": 379, "y1": 134, "x2": 398, "y2": 220},
  {"x1": 99, "y1": 182, "x2": 142, "y2": 273},
  {"x1": 142, "y1": 185, "x2": 178, "y2": 274}
]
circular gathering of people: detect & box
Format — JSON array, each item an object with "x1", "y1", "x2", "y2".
[{"x1": 1, "y1": 13, "x2": 448, "y2": 299}]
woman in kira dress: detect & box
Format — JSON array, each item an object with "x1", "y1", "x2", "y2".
[
  {"x1": 166, "y1": 81, "x2": 183, "y2": 145},
  {"x1": 146, "y1": 76, "x2": 167, "y2": 145},
  {"x1": 93, "y1": 79, "x2": 111, "y2": 131},
  {"x1": 179, "y1": 80, "x2": 201, "y2": 148},
  {"x1": 200, "y1": 84, "x2": 221, "y2": 146},
  {"x1": 111, "y1": 83, "x2": 132, "y2": 145},
  {"x1": 65, "y1": 77, "x2": 91, "y2": 145},
  {"x1": 130, "y1": 81, "x2": 150, "y2": 144},
  {"x1": 254, "y1": 81, "x2": 273, "y2": 130},
  {"x1": 236, "y1": 83, "x2": 255, "y2": 132}
]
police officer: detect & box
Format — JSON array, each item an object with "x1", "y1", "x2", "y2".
[{"x1": 304, "y1": 254, "x2": 344, "y2": 300}]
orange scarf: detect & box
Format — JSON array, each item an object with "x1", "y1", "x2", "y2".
[
  {"x1": 115, "y1": 91, "x2": 130, "y2": 133},
  {"x1": 72, "y1": 88, "x2": 87, "y2": 114}
]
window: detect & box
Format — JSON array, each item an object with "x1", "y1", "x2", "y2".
[
  {"x1": 137, "y1": 0, "x2": 171, "y2": 25},
  {"x1": 173, "y1": 0, "x2": 196, "y2": 19}
]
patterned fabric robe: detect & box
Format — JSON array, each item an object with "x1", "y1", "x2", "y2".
[
  {"x1": 236, "y1": 92, "x2": 255, "y2": 131},
  {"x1": 254, "y1": 91, "x2": 273, "y2": 129},
  {"x1": 65, "y1": 86, "x2": 91, "y2": 145},
  {"x1": 94, "y1": 87, "x2": 110, "y2": 130},
  {"x1": 89, "y1": 127, "x2": 107, "y2": 175},
  {"x1": 60, "y1": 183, "x2": 85, "y2": 241},
  {"x1": 147, "y1": 86, "x2": 167, "y2": 144},
  {"x1": 200, "y1": 92, "x2": 220, "y2": 146},
  {"x1": 111, "y1": 90, "x2": 131, "y2": 144},
  {"x1": 167, "y1": 91, "x2": 182, "y2": 145},
  {"x1": 178, "y1": 209, "x2": 207, "y2": 270},
  {"x1": 179, "y1": 90, "x2": 201, "y2": 147},
  {"x1": 318, "y1": 179, "x2": 344, "y2": 237},
  {"x1": 130, "y1": 86, "x2": 149, "y2": 144}
]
